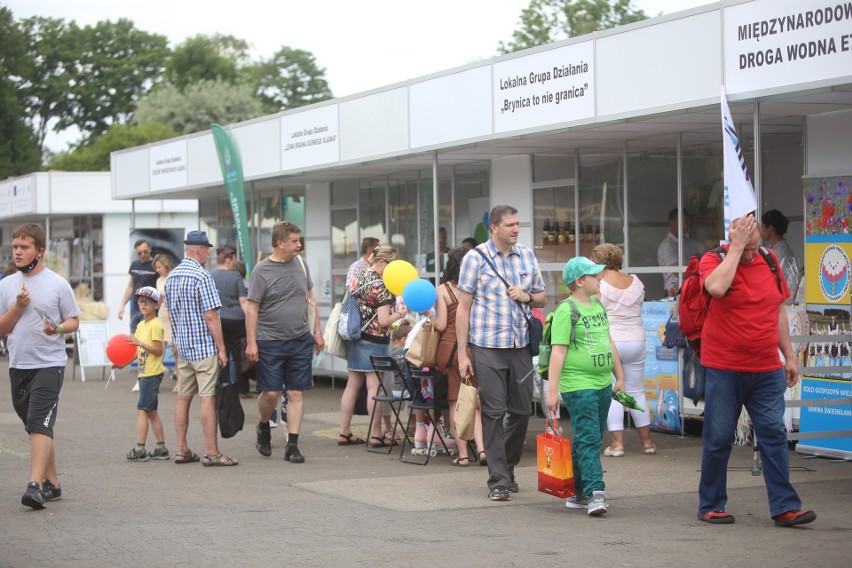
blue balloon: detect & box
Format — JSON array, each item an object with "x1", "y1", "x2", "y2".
[{"x1": 402, "y1": 279, "x2": 437, "y2": 313}]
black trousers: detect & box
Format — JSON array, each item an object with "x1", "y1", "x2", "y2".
[{"x1": 221, "y1": 318, "x2": 248, "y2": 393}]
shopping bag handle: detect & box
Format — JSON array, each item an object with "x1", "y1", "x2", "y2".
[{"x1": 545, "y1": 417, "x2": 561, "y2": 435}]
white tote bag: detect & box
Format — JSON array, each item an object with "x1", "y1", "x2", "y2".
[{"x1": 323, "y1": 301, "x2": 347, "y2": 359}]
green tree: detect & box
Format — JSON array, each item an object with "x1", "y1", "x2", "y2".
[
  {"x1": 134, "y1": 79, "x2": 263, "y2": 135},
  {"x1": 0, "y1": 7, "x2": 40, "y2": 177},
  {"x1": 73, "y1": 19, "x2": 169, "y2": 138},
  {"x1": 499, "y1": 0, "x2": 650, "y2": 53},
  {"x1": 249, "y1": 46, "x2": 333, "y2": 112},
  {"x1": 165, "y1": 34, "x2": 249, "y2": 90},
  {"x1": 48, "y1": 122, "x2": 177, "y2": 171},
  {"x1": 18, "y1": 15, "x2": 81, "y2": 154}
]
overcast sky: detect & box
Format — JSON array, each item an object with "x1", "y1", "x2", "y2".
[{"x1": 6, "y1": 0, "x2": 713, "y2": 150}]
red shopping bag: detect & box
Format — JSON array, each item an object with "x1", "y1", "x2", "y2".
[{"x1": 537, "y1": 419, "x2": 575, "y2": 499}]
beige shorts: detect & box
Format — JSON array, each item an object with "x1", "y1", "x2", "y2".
[{"x1": 177, "y1": 354, "x2": 218, "y2": 397}]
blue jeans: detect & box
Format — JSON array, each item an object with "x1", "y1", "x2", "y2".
[{"x1": 699, "y1": 366, "x2": 801, "y2": 518}]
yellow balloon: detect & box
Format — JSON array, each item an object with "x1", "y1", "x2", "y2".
[{"x1": 383, "y1": 260, "x2": 418, "y2": 296}]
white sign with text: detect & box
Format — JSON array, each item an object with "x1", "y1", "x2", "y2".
[
  {"x1": 281, "y1": 104, "x2": 340, "y2": 171},
  {"x1": 493, "y1": 41, "x2": 595, "y2": 134},
  {"x1": 11, "y1": 178, "x2": 34, "y2": 215},
  {"x1": 724, "y1": 0, "x2": 852, "y2": 95},
  {"x1": 0, "y1": 181, "x2": 13, "y2": 218},
  {"x1": 149, "y1": 140, "x2": 188, "y2": 192}
]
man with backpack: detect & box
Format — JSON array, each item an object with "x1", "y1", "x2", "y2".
[{"x1": 696, "y1": 214, "x2": 816, "y2": 527}]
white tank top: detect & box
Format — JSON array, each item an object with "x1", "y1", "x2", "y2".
[{"x1": 599, "y1": 274, "x2": 645, "y2": 343}]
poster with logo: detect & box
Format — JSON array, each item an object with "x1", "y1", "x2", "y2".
[
  {"x1": 798, "y1": 377, "x2": 852, "y2": 458},
  {"x1": 642, "y1": 302, "x2": 682, "y2": 434},
  {"x1": 800, "y1": 175, "x2": 851, "y2": 458}
]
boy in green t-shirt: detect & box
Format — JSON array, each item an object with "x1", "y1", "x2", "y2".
[
  {"x1": 115, "y1": 286, "x2": 169, "y2": 462},
  {"x1": 546, "y1": 257, "x2": 624, "y2": 516}
]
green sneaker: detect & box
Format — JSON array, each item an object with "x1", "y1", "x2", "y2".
[
  {"x1": 149, "y1": 446, "x2": 170, "y2": 460},
  {"x1": 126, "y1": 447, "x2": 150, "y2": 462}
]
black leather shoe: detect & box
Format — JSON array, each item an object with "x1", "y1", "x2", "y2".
[
  {"x1": 284, "y1": 444, "x2": 305, "y2": 463},
  {"x1": 256, "y1": 422, "x2": 272, "y2": 457}
]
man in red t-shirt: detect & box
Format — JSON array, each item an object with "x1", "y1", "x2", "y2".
[{"x1": 696, "y1": 214, "x2": 816, "y2": 528}]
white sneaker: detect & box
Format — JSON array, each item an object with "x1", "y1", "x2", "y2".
[
  {"x1": 131, "y1": 381, "x2": 140, "y2": 392},
  {"x1": 269, "y1": 419, "x2": 278, "y2": 429},
  {"x1": 587, "y1": 491, "x2": 608, "y2": 516}
]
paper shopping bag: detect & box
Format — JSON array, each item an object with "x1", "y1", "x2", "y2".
[
  {"x1": 454, "y1": 380, "x2": 478, "y2": 441},
  {"x1": 537, "y1": 419, "x2": 575, "y2": 499},
  {"x1": 405, "y1": 319, "x2": 441, "y2": 368}
]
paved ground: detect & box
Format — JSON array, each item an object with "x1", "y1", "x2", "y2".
[{"x1": 0, "y1": 358, "x2": 850, "y2": 568}]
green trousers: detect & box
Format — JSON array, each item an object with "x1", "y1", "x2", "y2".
[{"x1": 561, "y1": 386, "x2": 612, "y2": 496}]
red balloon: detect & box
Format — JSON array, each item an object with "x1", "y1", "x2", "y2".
[{"x1": 106, "y1": 334, "x2": 136, "y2": 366}]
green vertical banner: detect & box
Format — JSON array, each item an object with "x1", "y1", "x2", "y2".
[{"x1": 211, "y1": 123, "x2": 252, "y2": 275}]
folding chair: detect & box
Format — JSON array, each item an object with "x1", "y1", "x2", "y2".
[
  {"x1": 366, "y1": 355, "x2": 414, "y2": 455},
  {"x1": 400, "y1": 368, "x2": 456, "y2": 465}
]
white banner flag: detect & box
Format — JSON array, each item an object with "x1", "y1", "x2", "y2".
[{"x1": 721, "y1": 86, "x2": 757, "y2": 240}]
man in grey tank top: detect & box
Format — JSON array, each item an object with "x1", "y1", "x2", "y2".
[{"x1": 245, "y1": 221, "x2": 323, "y2": 464}]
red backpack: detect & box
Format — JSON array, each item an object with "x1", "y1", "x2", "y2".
[{"x1": 677, "y1": 246, "x2": 780, "y2": 355}]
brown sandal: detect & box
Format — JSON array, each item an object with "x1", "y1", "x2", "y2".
[
  {"x1": 201, "y1": 453, "x2": 238, "y2": 467},
  {"x1": 337, "y1": 433, "x2": 366, "y2": 446},
  {"x1": 174, "y1": 450, "x2": 200, "y2": 464},
  {"x1": 370, "y1": 436, "x2": 398, "y2": 448}
]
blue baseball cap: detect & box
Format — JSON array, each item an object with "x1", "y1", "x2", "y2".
[
  {"x1": 184, "y1": 230, "x2": 213, "y2": 247},
  {"x1": 563, "y1": 256, "x2": 605, "y2": 285}
]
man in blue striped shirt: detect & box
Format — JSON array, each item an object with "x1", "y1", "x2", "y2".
[
  {"x1": 456, "y1": 205, "x2": 545, "y2": 501},
  {"x1": 165, "y1": 231, "x2": 237, "y2": 467}
]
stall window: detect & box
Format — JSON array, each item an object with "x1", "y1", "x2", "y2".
[
  {"x1": 579, "y1": 147, "x2": 624, "y2": 258},
  {"x1": 451, "y1": 163, "x2": 490, "y2": 248},
  {"x1": 359, "y1": 179, "x2": 387, "y2": 244},
  {"x1": 627, "y1": 135, "x2": 677, "y2": 299},
  {"x1": 331, "y1": 180, "x2": 358, "y2": 273},
  {"x1": 533, "y1": 153, "x2": 575, "y2": 183},
  {"x1": 533, "y1": 185, "x2": 576, "y2": 265},
  {"x1": 388, "y1": 174, "x2": 418, "y2": 266},
  {"x1": 681, "y1": 136, "x2": 727, "y2": 250},
  {"x1": 331, "y1": 208, "x2": 357, "y2": 271}
]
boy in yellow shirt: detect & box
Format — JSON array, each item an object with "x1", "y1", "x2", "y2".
[{"x1": 116, "y1": 286, "x2": 169, "y2": 462}]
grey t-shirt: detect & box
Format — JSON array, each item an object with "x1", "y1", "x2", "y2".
[
  {"x1": 247, "y1": 256, "x2": 313, "y2": 341},
  {"x1": 0, "y1": 269, "x2": 81, "y2": 369},
  {"x1": 211, "y1": 268, "x2": 247, "y2": 321}
]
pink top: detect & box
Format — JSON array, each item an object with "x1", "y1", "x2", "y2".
[{"x1": 599, "y1": 274, "x2": 645, "y2": 342}]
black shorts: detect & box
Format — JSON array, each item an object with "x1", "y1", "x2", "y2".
[{"x1": 10, "y1": 367, "x2": 64, "y2": 438}]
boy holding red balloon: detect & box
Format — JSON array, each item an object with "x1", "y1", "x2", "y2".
[{"x1": 112, "y1": 286, "x2": 169, "y2": 462}]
